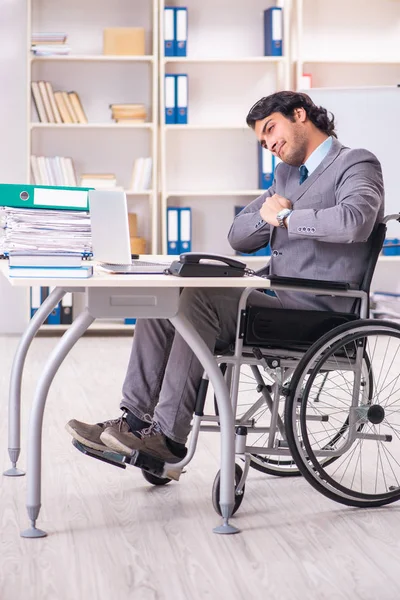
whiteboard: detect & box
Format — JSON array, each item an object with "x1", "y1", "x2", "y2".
[{"x1": 305, "y1": 86, "x2": 400, "y2": 237}]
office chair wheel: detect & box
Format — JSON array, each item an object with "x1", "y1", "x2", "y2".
[
  {"x1": 286, "y1": 320, "x2": 400, "y2": 507},
  {"x1": 141, "y1": 469, "x2": 171, "y2": 486},
  {"x1": 211, "y1": 463, "x2": 245, "y2": 517}
]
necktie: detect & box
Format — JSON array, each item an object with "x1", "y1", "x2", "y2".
[{"x1": 299, "y1": 165, "x2": 308, "y2": 185}]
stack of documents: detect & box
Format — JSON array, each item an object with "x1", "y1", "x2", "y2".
[{"x1": 0, "y1": 207, "x2": 92, "y2": 257}]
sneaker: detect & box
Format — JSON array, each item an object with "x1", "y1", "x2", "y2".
[
  {"x1": 66, "y1": 413, "x2": 131, "y2": 452},
  {"x1": 100, "y1": 421, "x2": 183, "y2": 464}
]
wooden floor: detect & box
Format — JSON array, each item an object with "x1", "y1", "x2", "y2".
[{"x1": 1, "y1": 333, "x2": 400, "y2": 600}]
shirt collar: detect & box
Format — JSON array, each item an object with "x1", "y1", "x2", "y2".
[{"x1": 301, "y1": 136, "x2": 333, "y2": 177}]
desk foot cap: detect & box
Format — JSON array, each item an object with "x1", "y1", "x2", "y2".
[
  {"x1": 21, "y1": 525, "x2": 47, "y2": 539},
  {"x1": 4, "y1": 467, "x2": 25, "y2": 477},
  {"x1": 213, "y1": 520, "x2": 240, "y2": 535}
]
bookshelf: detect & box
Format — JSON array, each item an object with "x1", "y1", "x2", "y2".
[
  {"x1": 159, "y1": 0, "x2": 291, "y2": 255},
  {"x1": 295, "y1": 0, "x2": 400, "y2": 89},
  {"x1": 27, "y1": 0, "x2": 159, "y2": 254}
]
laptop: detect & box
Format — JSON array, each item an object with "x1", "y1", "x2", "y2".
[{"x1": 88, "y1": 190, "x2": 171, "y2": 274}]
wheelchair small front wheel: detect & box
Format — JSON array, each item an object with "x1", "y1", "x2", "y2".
[
  {"x1": 141, "y1": 469, "x2": 171, "y2": 486},
  {"x1": 212, "y1": 463, "x2": 245, "y2": 516}
]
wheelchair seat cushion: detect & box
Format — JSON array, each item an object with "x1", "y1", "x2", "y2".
[{"x1": 244, "y1": 306, "x2": 359, "y2": 350}]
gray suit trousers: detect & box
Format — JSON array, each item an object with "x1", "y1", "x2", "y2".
[{"x1": 121, "y1": 287, "x2": 282, "y2": 444}]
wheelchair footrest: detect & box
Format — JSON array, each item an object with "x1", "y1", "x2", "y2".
[{"x1": 71, "y1": 439, "x2": 177, "y2": 479}]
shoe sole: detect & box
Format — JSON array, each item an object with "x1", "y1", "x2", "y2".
[
  {"x1": 65, "y1": 423, "x2": 108, "y2": 453},
  {"x1": 100, "y1": 430, "x2": 134, "y2": 456}
]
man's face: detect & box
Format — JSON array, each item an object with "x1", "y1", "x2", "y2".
[{"x1": 254, "y1": 110, "x2": 308, "y2": 167}]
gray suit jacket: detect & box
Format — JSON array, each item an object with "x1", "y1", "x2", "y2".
[{"x1": 228, "y1": 138, "x2": 385, "y2": 311}]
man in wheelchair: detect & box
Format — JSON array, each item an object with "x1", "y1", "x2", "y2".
[{"x1": 66, "y1": 90, "x2": 384, "y2": 474}]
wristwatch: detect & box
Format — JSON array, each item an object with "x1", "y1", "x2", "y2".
[{"x1": 276, "y1": 208, "x2": 293, "y2": 228}]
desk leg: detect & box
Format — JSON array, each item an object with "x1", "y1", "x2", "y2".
[
  {"x1": 170, "y1": 313, "x2": 239, "y2": 535},
  {"x1": 21, "y1": 308, "x2": 94, "y2": 539},
  {"x1": 4, "y1": 288, "x2": 66, "y2": 477}
]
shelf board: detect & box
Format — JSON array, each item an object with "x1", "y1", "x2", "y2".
[
  {"x1": 301, "y1": 58, "x2": 400, "y2": 65},
  {"x1": 163, "y1": 56, "x2": 286, "y2": 64},
  {"x1": 166, "y1": 190, "x2": 263, "y2": 197},
  {"x1": 164, "y1": 124, "x2": 249, "y2": 130},
  {"x1": 30, "y1": 123, "x2": 153, "y2": 130},
  {"x1": 31, "y1": 54, "x2": 154, "y2": 63}
]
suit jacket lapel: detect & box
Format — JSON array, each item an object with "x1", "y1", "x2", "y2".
[{"x1": 285, "y1": 138, "x2": 344, "y2": 205}]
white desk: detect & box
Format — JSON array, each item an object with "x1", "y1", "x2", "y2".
[{"x1": 1, "y1": 262, "x2": 272, "y2": 537}]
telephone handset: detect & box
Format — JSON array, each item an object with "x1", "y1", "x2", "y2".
[{"x1": 166, "y1": 252, "x2": 249, "y2": 277}]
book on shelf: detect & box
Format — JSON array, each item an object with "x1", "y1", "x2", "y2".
[
  {"x1": 69, "y1": 92, "x2": 88, "y2": 124},
  {"x1": 31, "y1": 82, "x2": 48, "y2": 123},
  {"x1": 130, "y1": 157, "x2": 152, "y2": 191},
  {"x1": 80, "y1": 174, "x2": 118, "y2": 189},
  {"x1": 31, "y1": 156, "x2": 77, "y2": 187},
  {"x1": 31, "y1": 33, "x2": 70, "y2": 56},
  {"x1": 110, "y1": 103, "x2": 146, "y2": 123},
  {"x1": 9, "y1": 265, "x2": 93, "y2": 279},
  {"x1": 38, "y1": 81, "x2": 55, "y2": 122},
  {"x1": 62, "y1": 91, "x2": 78, "y2": 123},
  {"x1": 45, "y1": 82, "x2": 62, "y2": 123}
]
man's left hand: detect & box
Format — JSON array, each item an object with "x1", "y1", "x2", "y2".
[{"x1": 260, "y1": 194, "x2": 293, "y2": 227}]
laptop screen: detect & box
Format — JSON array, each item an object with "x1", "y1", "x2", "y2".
[{"x1": 88, "y1": 190, "x2": 132, "y2": 265}]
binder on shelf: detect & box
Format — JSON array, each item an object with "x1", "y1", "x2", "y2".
[
  {"x1": 167, "y1": 207, "x2": 180, "y2": 254},
  {"x1": 124, "y1": 318, "x2": 137, "y2": 325},
  {"x1": 179, "y1": 207, "x2": 191, "y2": 253},
  {"x1": 164, "y1": 7, "x2": 175, "y2": 57},
  {"x1": 176, "y1": 74, "x2": 188, "y2": 125},
  {"x1": 165, "y1": 74, "x2": 176, "y2": 124},
  {"x1": 264, "y1": 7, "x2": 283, "y2": 57},
  {"x1": 234, "y1": 206, "x2": 271, "y2": 257},
  {"x1": 175, "y1": 7, "x2": 187, "y2": 57},
  {"x1": 30, "y1": 286, "x2": 41, "y2": 318},
  {"x1": 60, "y1": 292, "x2": 73, "y2": 324},
  {"x1": 0, "y1": 184, "x2": 90, "y2": 211},
  {"x1": 258, "y1": 146, "x2": 274, "y2": 189},
  {"x1": 47, "y1": 286, "x2": 61, "y2": 324}
]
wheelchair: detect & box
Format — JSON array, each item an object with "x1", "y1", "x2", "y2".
[{"x1": 74, "y1": 214, "x2": 400, "y2": 521}]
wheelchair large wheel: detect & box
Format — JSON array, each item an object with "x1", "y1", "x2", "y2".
[
  {"x1": 231, "y1": 360, "x2": 372, "y2": 477},
  {"x1": 285, "y1": 320, "x2": 400, "y2": 508}
]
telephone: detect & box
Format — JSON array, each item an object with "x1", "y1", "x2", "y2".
[{"x1": 167, "y1": 253, "x2": 248, "y2": 277}]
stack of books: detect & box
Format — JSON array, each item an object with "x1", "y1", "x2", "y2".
[
  {"x1": 110, "y1": 103, "x2": 146, "y2": 123},
  {"x1": 31, "y1": 155, "x2": 77, "y2": 186},
  {"x1": 80, "y1": 174, "x2": 120, "y2": 189},
  {"x1": 31, "y1": 81, "x2": 88, "y2": 124},
  {"x1": 130, "y1": 158, "x2": 152, "y2": 191},
  {"x1": 31, "y1": 32, "x2": 70, "y2": 56}
]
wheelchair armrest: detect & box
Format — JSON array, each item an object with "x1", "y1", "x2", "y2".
[{"x1": 267, "y1": 275, "x2": 353, "y2": 291}]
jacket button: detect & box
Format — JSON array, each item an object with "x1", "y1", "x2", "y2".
[
  {"x1": 272, "y1": 250, "x2": 279, "y2": 257},
  {"x1": 297, "y1": 227, "x2": 302, "y2": 232},
  {"x1": 311, "y1": 227, "x2": 316, "y2": 233}
]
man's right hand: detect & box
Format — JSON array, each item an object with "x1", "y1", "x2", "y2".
[{"x1": 260, "y1": 194, "x2": 292, "y2": 226}]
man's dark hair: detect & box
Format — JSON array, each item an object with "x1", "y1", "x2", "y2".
[{"x1": 246, "y1": 91, "x2": 337, "y2": 138}]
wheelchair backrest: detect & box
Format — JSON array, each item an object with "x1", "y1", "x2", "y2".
[{"x1": 351, "y1": 222, "x2": 387, "y2": 314}]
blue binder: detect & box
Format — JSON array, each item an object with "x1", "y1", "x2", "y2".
[
  {"x1": 264, "y1": 7, "x2": 283, "y2": 56},
  {"x1": 174, "y1": 7, "x2": 187, "y2": 56},
  {"x1": 234, "y1": 206, "x2": 271, "y2": 257},
  {"x1": 258, "y1": 145, "x2": 274, "y2": 189},
  {"x1": 165, "y1": 74, "x2": 177, "y2": 124},
  {"x1": 46, "y1": 286, "x2": 61, "y2": 324},
  {"x1": 179, "y1": 207, "x2": 191, "y2": 253},
  {"x1": 124, "y1": 318, "x2": 137, "y2": 325},
  {"x1": 176, "y1": 74, "x2": 188, "y2": 125},
  {"x1": 167, "y1": 207, "x2": 180, "y2": 254},
  {"x1": 164, "y1": 7, "x2": 175, "y2": 56},
  {"x1": 383, "y1": 238, "x2": 400, "y2": 256}
]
